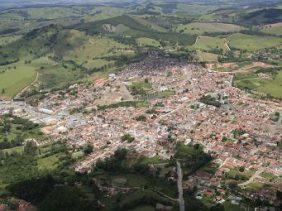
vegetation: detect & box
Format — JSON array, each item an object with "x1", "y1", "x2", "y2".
[
  {"x1": 0, "y1": 63, "x2": 37, "y2": 98},
  {"x1": 199, "y1": 94, "x2": 221, "y2": 107},
  {"x1": 0, "y1": 0, "x2": 281, "y2": 210},
  {"x1": 193, "y1": 36, "x2": 229, "y2": 52},
  {"x1": 174, "y1": 143, "x2": 212, "y2": 175},
  {"x1": 228, "y1": 33, "x2": 282, "y2": 51},
  {"x1": 0, "y1": 115, "x2": 42, "y2": 150},
  {"x1": 234, "y1": 69, "x2": 282, "y2": 99},
  {"x1": 121, "y1": 133, "x2": 135, "y2": 143},
  {"x1": 177, "y1": 22, "x2": 243, "y2": 35}
]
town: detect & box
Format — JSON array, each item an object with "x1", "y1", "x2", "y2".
[{"x1": 1, "y1": 55, "x2": 281, "y2": 207}]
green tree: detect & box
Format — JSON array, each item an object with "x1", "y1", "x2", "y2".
[{"x1": 39, "y1": 186, "x2": 98, "y2": 211}]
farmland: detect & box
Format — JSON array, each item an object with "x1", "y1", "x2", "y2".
[
  {"x1": 137, "y1": 37, "x2": 161, "y2": 47},
  {"x1": 196, "y1": 51, "x2": 218, "y2": 62},
  {"x1": 193, "y1": 36, "x2": 229, "y2": 51},
  {"x1": 0, "y1": 63, "x2": 37, "y2": 98},
  {"x1": 261, "y1": 22, "x2": 282, "y2": 36},
  {"x1": 66, "y1": 35, "x2": 133, "y2": 68},
  {"x1": 228, "y1": 33, "x2": 282, "y2": 51},
  {"x1": 234, "y1": 68, "x2": 282, "y2": 99},
  {"x1": 177, "y1": 22, "x2": 243, "y2": 35}
]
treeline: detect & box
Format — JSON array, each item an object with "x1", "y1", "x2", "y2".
[
  {"x1": 2, "y1": 141, "x2": 99, "y2": 210},
  {"x1": 0, "y1": 135, "x2": 23, "y2": 150},
  {"x1": 174, "y1": 143, "x2": 212, "y2": 175}
]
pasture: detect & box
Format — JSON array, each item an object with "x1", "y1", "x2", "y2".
[
  {"x1": 196, "y1": 51, "x2": 218, "y2": 62},
  {"x1": 177, "y1": 22, "x2": 243, "y2": 35},
  {"x1": 38, "y1": 63, "x2": 85, "y2": 91},
  {"x1": 137, "y1": 37, "x2": 161, "y2": 47},
  {"x1": 261, "y1": 22, "x2": 282, "y2": 36},
  {"x1": 66, "y1": 35, "x2": 132, "y2": 68},
  {"x1": 193, "y1": 36, "x2": 229, "y2": 51},
  {"x1": 234, "y1": 69, "x2": 282, "y2": 99},
  {"x1": 228, "y1": 33, "x2": 282, "y2": 51},
  {"x1": 0, "y1": 63, "x2": 37, "y2": 98}
]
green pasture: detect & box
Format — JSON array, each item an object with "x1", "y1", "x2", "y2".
[
  {"x1": 261, "y1": 22, "x2": 282, "y2": 36},
  {"x1": 228, "y1": 33, "x2": 282, "y2": 51},
  {"x1": 193, "y1": 36, "x2": 229, "y2": 51},
  {"x1": 196, "y1": 50, "x2": 218, "y2": 62},
  {"x1": 137, "y1": 37, "x2": 161, "y2": 47},
  {"x1": 177, "y1": 22, "x2": 243, "y2": 34},
  {"x1": 234, "y1": 70, "x2": 282, "y2": 99},
  {"x1": 0, "y1": 63, "x2": 37, "y2": 98}
]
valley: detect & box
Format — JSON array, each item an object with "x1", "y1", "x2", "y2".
[{"x1": 0, "y1": 0, "x2": 281, "y2": 210}]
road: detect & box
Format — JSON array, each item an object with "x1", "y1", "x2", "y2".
[
  {"x1": 239, "y1": 167, "x2": 265, "y2": 188},
  {"x1": 177, "y1": 161, "x2": 185, "y2": 211}
]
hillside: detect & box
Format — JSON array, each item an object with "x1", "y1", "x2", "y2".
[
  {"x1": 0, "y1": 1, "x2": 281, "y2": 210},
  {"x1": 75, "y1": 15, "x2": 197, "y2": 45},
  {"x1": 239, "y1": 8, "x2": 282, "y2": 25}
]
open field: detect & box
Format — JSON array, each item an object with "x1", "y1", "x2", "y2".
[
  {"x1": 234, "y1": 69, "x2": 282, "y2": 99},
  {"x1": 228, "y1": 33, "x2": 282, "y2": 51},
  {"x1": 261, "y1": 22, "x2": 282, "y2": 36},
  {"x1": 66, "y1": 35, "x2": 133, "y2": 69},
  {"x1": 196, "y1": 51, "x2": 218, "y2": 62},
  {"x1": 137, "y1": 37, "x2": 161, "y2": 47},
  {"x1": 193, "y1": 36, "x2": 229, "y2": 51},
  {"x1": 37, "y1": 153, "x2": 62, "y2": 171},
  {"x1": 177, "y1": 22, "x2": 243, "y2": 35},
  {"x1": 175, "y1": 3, "x2": 218, "y2": 16},
  {"x1": 38, "y1": 63, "x2": 85, "y2": 91},
  {"x1": 0, "y1": 63, "x2": 37, "y2": 98}
]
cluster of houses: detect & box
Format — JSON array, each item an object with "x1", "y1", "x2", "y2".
[{"x1": 0, "y1": 56, "x2": 281, "y2": 205}]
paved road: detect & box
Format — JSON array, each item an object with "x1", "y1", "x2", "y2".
[{"x1": 177, "y1": 161, "x2": 185, "y2": 211}]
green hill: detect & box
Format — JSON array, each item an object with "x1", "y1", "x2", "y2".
[
  {"x1": 239, "y1": 8, "x2": 282, "y2": 25},
  {"x1": 75, "y1": 15, "x2": 197, "y2": 45}
]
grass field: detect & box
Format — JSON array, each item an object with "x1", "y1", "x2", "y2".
[
  {"x1": 261, "y1": 22, "x2": 282, "y2": 36},
  {"x1": 0, "y1": 6, "x2": 85, "y2": 20},
  {"x1": 38, "y1": 63, "x2": 85, "y2": 91},
  {"x1": 37, "y1": 153, "x2": 62, "y2": 171},
  {"x1": 193, "y1": 36, "x2": 229, "y2": 51},
  {"x1": 196, "y1": 50, "x2": 218, "y2": 62},
  {"x1": 137, "y1": 37, "x2": 161, "y2": 47},
  {"x1": 234, "y1": 70, "x2": 282, "y2": 99},
  {"x1": 177, "y1": 22, "x2": 243, "y2": 35},
  {"x1": 66, "y1": 35, "x2": 132, "y2": 68},
  {"x1": 228, "y1": 33, "x2": 282, "y2": 51},
  {"x1": 0, "y1": 63, "x2": 37, "y2": 98},
  {"x1": 175, "y1": 3, "x2": 218, "y2": 16}
]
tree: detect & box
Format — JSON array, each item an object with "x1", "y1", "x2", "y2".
[
  {"x1": 121, "y1": 133, "x2": 135, "y2": 143},
  {"x1": 8, "y1": 175, "x2": 56, "y2": 204},
  {"x1": 24, "y1": 141, "x2": 37, "y2": 155},
  {"x1": 83, "y1": 143, "x2": 93, "y2": 155},
  {"x1": 39, "y1": 186, "x2": 98, "y2": 211}
]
